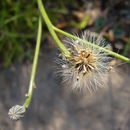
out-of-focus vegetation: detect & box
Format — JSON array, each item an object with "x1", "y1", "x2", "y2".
[
  {"x1": 0, "y1": 0, "x2": 130, "y2": 67},
  {"x1": 0, "y1": 0, "x2": 38, "y2": 67},
  {"x1": 0, "y1": 0, "x2": 79, "y2": 67}
]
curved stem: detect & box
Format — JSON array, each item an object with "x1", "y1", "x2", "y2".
[
  {"x1": 38, "y1": 0, "x2": 70, "y2": 56},
  {"x1": 38, "y1": 0, "x2": 130, "y2": 63},
  {"x1": 53, "y1": 26, "x2": 130, "y2": 63},
  {"x1": 24, "y1": 16, "x2": 42, "y2": 108}
]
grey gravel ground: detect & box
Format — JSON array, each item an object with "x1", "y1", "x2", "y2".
[{"x1": 0, "y1": 49, "x2": 130, "y2": 130}]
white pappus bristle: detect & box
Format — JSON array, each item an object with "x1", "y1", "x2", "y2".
[{"x1": 58, "y1": 31, "x2": 111, "y2": 93}]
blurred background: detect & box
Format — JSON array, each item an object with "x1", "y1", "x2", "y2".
[{"x1": 0, "y1": 0, "x2": 130, "y2": 130}]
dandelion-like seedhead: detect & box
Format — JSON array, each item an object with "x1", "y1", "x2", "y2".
[
  {"x1": 8, "y1": 105, "x2": 26, "y2": 121},
  {"x1": 58, "y1": 31, "x2": 111, "y2": 93}
]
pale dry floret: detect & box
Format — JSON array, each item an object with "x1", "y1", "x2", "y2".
[{"x1": 58, "y1": 32, "x2": 111, "y2": 93}]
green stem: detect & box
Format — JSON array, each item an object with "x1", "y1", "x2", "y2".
[
  {"x1": 38, "y1": 0, "x2": 130, "y2": 63},
  {"x1": 24, "y1": 17, "x2": 42, "y2": 108},
  {"x1": 38, "y1": 0, "x2": 70, "y2": 56},
  {"x1": 53, "y1": 26, "x2": 130, "y2": 63}
]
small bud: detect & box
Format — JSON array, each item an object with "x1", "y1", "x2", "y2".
[{"x1": 8, "y1": 105, "x2": 26, "y2": 121}]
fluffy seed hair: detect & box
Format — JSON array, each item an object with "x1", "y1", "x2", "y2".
[{"x1": 58, "y1": 31, "x2": 111, "y2": 93}]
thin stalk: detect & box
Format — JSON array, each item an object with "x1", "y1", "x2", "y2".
[
  {"x1": 53, "y1": 26, "x2": 130, "y2": 63},
  {"x1": 24, "y1": 17, "x2": 42, "y2": 108},
  {"x1": 38, "y1": 0, "x2": 70, "y2": 56}
]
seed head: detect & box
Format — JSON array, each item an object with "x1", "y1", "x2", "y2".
[{"x1": 58, "y1": 31, "x2": 111, "y2": 93}]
